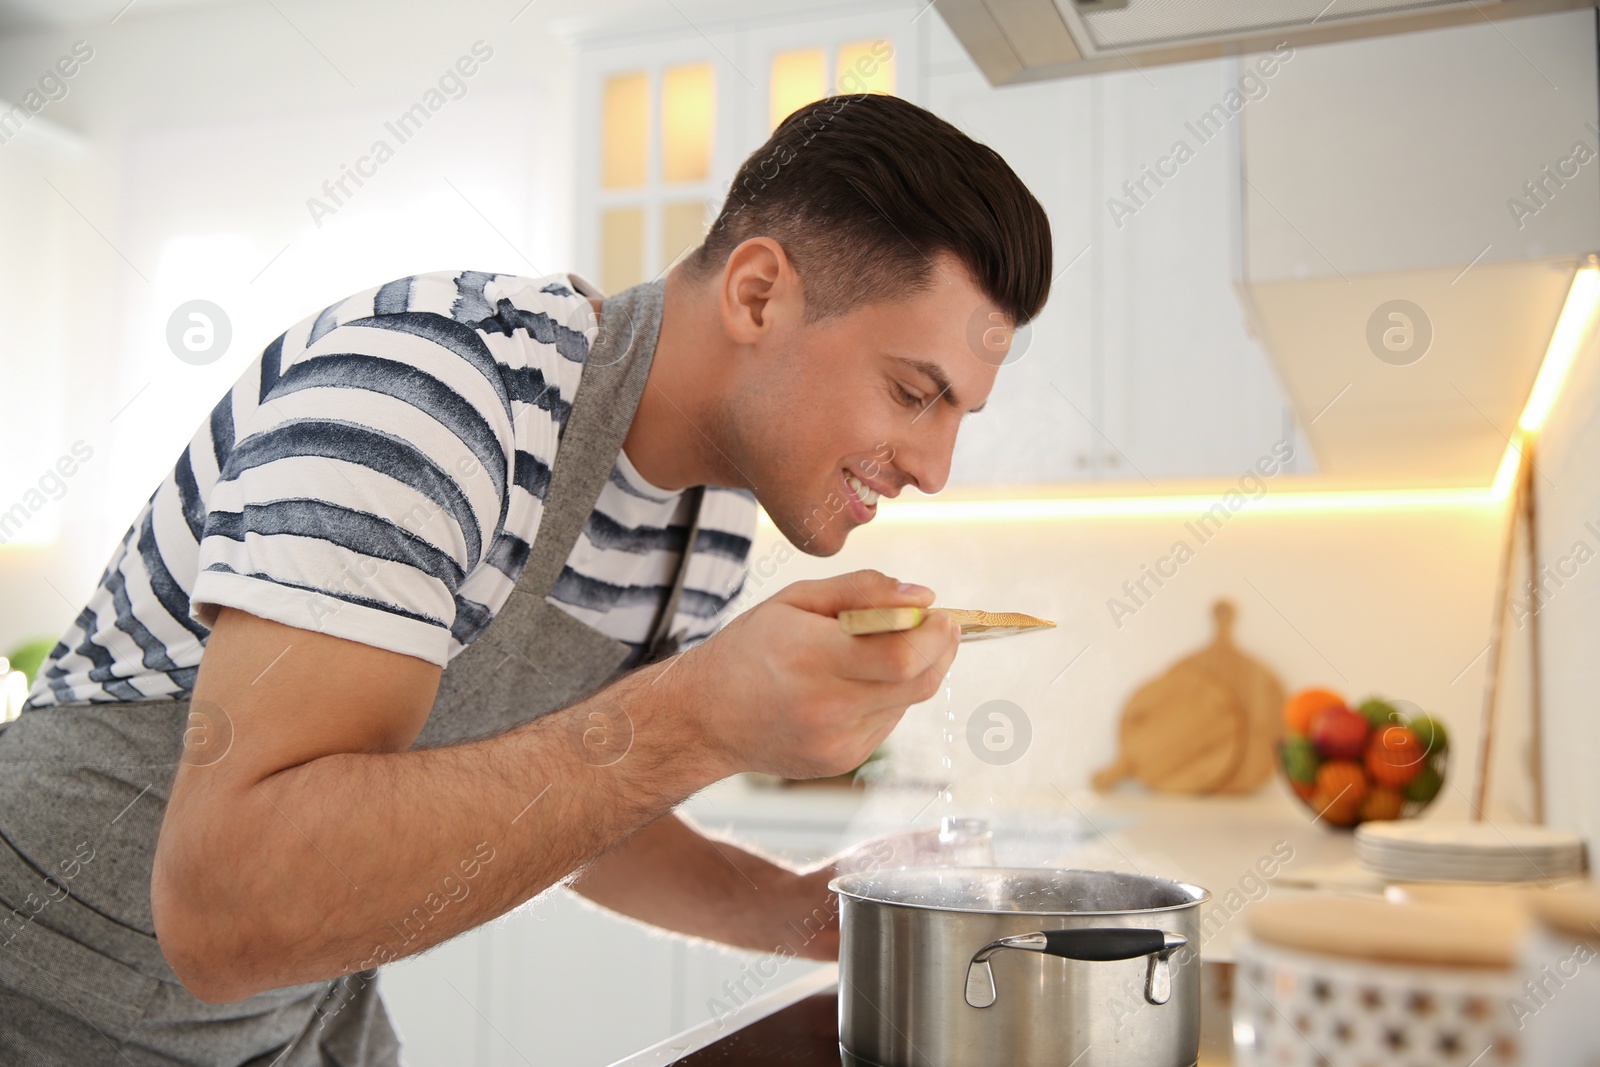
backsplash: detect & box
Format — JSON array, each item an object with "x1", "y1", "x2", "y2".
[{"x1": 739, "y1": 493, "x2": 1510, "y2": 823}]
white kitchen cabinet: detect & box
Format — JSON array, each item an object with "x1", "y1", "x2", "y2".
[
  {"x1": 923, "y1": 16, "x2": 1298, "y2": 485},
  {"x1": 1233, "y1": 10, "x2": 1600, "y2": 489},
  {"x1": 923, "y1": 66, "x2": 1100, "y2": 484}
]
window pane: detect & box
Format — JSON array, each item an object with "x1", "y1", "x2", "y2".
[
  {"x1": 769, "y1": 48, "x2": 826, "y2": 130},
  {"x1": 662, "y1": 63, "x2": 714, "y2": 184},
  {"x1": 601, "y1": 207, "x2": 645, "y2": 294},
  {"x1": 836, "y1": 40, "x2": 894, "y2": 96},
  {"x1": 602, "y1": 72, "x2": 649, "y2": 189},
  {"x1": 661, "y1": 200, "x2": 707, "y2": 270}
]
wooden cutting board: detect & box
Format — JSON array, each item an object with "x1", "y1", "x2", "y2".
[
  {"x1": 1092, "y1": 599, "x2": 1283, "y2": 795},
  {"x1": 1091, "y1": 664, "x2": 1247, "y2": 794},
  {"x1": 1248, "y1": 896, "x2": 1526, "y2": 967},
  {"x1": 1173, "y1": 601, "x2": 1285, "y2": 793}
]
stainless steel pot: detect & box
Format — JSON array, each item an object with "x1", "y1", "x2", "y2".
[{"x1": 829, "y1": 867, "x2": 1210, "y2": 1067}]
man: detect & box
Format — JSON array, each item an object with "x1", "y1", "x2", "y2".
[{"x1": 0, "y1": 92, "x2": 1051, "y2": 1063}]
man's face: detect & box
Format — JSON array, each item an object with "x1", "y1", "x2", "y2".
[{"x1": 723, "y1": 254, "x2": 1007, "y2": 556}]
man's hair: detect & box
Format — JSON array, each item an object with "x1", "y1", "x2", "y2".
[{"x1": 685, "y1": 93, "x2": 1053, "y2": 326}]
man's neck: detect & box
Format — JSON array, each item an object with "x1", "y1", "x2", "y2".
[{"x1": 618, "y1": 266, "x2": 743, "y2": 493}]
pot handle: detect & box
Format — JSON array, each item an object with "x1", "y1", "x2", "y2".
[{"x1": 964, "y1": 928, "x2": 1189, "y2": 1010}]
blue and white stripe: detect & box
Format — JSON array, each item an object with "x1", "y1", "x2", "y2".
[{"x1": 24, "y1": 271, "x2": 754, "y2": 710}]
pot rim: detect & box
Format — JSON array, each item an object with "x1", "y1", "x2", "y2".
[{"x1": 828, "y1": 865, "x2": 1212, "y2": 917}]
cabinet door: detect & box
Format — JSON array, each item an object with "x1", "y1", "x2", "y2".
[
  {"x1": 574, "y1": 33, "x2": 744, "y2": 294},
  {"x1": 924, "y1": 66, "x2": 1100, "y2": 485},
  {"x1": 1090, "y1": 59, "x2": 1299, "y2": 480},
  {"x1": 924, "y1": 12, "x2": 1296, "y2": 486},
  {"x1": 742, "y1": 10, "x2": 924, "y2": 144},
  {"x1": 383, "y1": 890, "x2": 683, "y2": 1067}
]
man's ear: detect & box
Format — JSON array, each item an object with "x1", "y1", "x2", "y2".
[{"x1": 719, "y1": 237, "x2": 801, "y2": 346}]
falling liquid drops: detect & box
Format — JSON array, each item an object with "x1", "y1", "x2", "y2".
[{"x1": 942, "y1": 669, "x2": 957, "y2": 806}]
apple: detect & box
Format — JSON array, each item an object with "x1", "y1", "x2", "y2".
[{"x1": 1310, "y1": 705, "x2": 1369, "y2": 761}]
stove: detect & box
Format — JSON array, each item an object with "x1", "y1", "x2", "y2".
[
  {"x1": 608, "y1": 963, "x2": 1236, "y2": 1066},
  {"x1": 605, "y1": 969, "x2": 871, "y2": 1067},
  {"x1": 670, "y1": 989, "x2": 851, "y2": 1066}
]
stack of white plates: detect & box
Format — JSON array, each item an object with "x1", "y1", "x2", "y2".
[{"x1": 1355, "y1": 821, "x2": 1587, "y2": 883}]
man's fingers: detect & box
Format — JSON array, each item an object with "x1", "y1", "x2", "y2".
[
  {"x1": 777, "y1": 569, "x2": 935, "y2": 619},
  {"x1": 830, "y1": 827, "x2": 944, "y2": 875},
  {"x1": 832, "y1": 611, "x2": 958, "y2": 683}
]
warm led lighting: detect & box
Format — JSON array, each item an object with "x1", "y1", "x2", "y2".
[
  {"x1": 755, "y1": 486, "x2": 1494, "y2": 529},
  {"x1": 869, "y1": 488, "x2": 1496, "y2": 522},
  {"x1": 1518, "y1": 260, "x2": 1600, "y2": 434},
  {"x1": 1489, "y1": 432, "x2": 1526, "y2": 500}
]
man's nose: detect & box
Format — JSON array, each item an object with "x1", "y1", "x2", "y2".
[{"x1": 898, "y1": 424, "x2": 957, "y2": 497}]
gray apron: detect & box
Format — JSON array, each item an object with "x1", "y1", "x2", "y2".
[{"x1": 0, "y1": 278, "x2": 702, "y2": 1066}]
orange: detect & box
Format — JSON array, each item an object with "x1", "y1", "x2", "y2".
[
  {"x1": 1361, "y1": 787, "x2": 1406, "y2": 822},
  {"x1": 1365, "y1": 725, "x2": 1425, "y2": 788},
  {"x1": 1312, "y1": 787, "x2": 1363, "y2": 826},
  {"x1": 1305, "y1": 758, "x2": 1369, "y2": 825},
  {"x1": 1313, "y1": 760, "x2": 1368, "y2": 810},
  {"x1": 1284, "y1": 688, "x2": 1346, "y2": 736}
]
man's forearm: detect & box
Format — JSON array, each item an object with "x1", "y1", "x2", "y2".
[
  {"x1": 154, "y1": 658, "x2": 724, "y2": 1000},
  {"x1": 569, "y1": 812, "x2": 831, "y2": 956}
]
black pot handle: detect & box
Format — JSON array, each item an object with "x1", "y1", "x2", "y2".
[
  {"x1": 1035, "y1": 928, "x2": 1169, "y2": 961},
  {"x1": 965, "y1": 928, "x2": 1189, "y2": 1010}
]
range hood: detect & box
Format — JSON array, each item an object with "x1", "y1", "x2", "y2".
[{"x1": 935, "y1": 0, "x2": 1594, "y2": 84}]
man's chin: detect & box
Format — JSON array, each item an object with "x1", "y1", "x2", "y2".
[
  {"x1": 766, "y1": 507, "x2": 852, "y2": 557},
  {"x1": 790, "y1": 531, "x2": 847, "y2": 558},
  {"x1": 777, "y1": 522, "x2": 848, "y2": 558}
]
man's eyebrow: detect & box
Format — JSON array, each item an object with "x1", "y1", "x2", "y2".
[{"x1": 893, "y1": 357, "x2": 986, "y2": 414}]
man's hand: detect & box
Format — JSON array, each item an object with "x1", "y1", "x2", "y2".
[
  {"x1": 571, "y1": 818, "x2": 955, "y2": 964},
  {"x1": 776, "y1": 827, "x2": 950, "y2": 960},
  {"x1": 680, "y1": 569, "x2": 960, "y2": 781}
]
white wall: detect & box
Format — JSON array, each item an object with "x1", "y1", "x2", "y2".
[
  {"x1": 1509, "y1": 296, "x2": 1600, "y2": 845},
  {"x1": 0, "y1": 0, "x2": 582, "y2": 653}
]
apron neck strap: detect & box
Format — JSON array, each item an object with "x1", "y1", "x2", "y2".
[{"x1": 518, "y1": 277, "x2": 668, "y2": 600}]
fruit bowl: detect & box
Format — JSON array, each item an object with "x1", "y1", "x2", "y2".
[{"x1": 1278, "y1": 689, "x2": 1448, "y2": 828}]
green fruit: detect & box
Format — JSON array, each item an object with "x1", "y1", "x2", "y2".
[
  {"x1": 1280, "y1": 737, "x2": 1320, "y2": 784},
  {"x1": 1405, "y1": 763, "x2": 1444, "y2": 805},
  {"x1": 1407, "y1": 714, "x2": 1450, "y2": 755},
  {"x1": 1357, "y1": 698, "x2": 1400, "y2": 731}
]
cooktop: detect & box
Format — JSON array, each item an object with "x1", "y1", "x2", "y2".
[{"x1": 670, "y1": 990, "x2": 858, "y2": 1066}]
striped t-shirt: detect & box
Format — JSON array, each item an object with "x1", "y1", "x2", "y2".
[{"x1": 23, "y1": 271, "x2": 756, "y2": 710}]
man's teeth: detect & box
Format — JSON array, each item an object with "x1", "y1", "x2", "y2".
[{"x1": 846, "y1": 472, "x2": 881, "y2": 506}]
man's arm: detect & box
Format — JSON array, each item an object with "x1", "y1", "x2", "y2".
[
  {"x1": 152, "y1": 607, "x2": 718, "y2": 1002},
  {"x1": 152, "y1": 570, "x2": 956, "y2": 1002},
  {"x1": 568, "y1": 814, "x2": 832, "y2": 959},
  {"x1": 569, "y1": 813, "x2": 948, "y2": 963}
]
